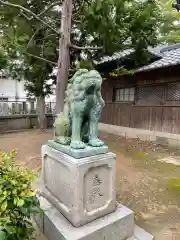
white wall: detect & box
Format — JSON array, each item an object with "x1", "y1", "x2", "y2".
[
  {"x1": 45, "y1": 85, "x2": 56, "y2": 103},
  {"x1": 0, "y1": 78, "x2": 27, "y2": 101},
  {"x1": 16, "y1": 80, "x2": 27, "y2": 101},
  {"x1": 0, "y1": 77, "x2": 56, "y2": 104}
]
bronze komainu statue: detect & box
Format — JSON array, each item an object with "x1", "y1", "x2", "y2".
[{"x1": 54, "y1": 69, "x2": 105, "y2": 149}]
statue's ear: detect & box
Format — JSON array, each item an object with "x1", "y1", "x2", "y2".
[{"x1": 73, "y1": 69, "x2": 89, "y2": 78}]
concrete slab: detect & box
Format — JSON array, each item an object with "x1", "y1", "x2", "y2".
[
  {"x1": 37, "y1": 196, "x2": 134, "y2": 240},
  {"x1": 99, "y1": 123, "x2": 180, "y2": 148},
  {"x1": 127, "y1": 225, "x2": 154, "y2": 240},
  {"x1": 37, "y1": 226, "x2": 154, "y2": 240},
  {"x1": 134, "y1": 225, "x2": 154, "y2": 240}
]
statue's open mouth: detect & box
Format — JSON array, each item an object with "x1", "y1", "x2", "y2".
[{"x1": 86, "y1": 84, "x2": 95, "y2": 94}]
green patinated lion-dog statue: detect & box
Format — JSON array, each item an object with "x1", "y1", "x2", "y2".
[{"x1": 54, "y1": 68, "x2": 105, "y2": 149}]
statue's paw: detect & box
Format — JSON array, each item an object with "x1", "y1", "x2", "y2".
[
  {"x1": 56, "y1": 137, "x2": 71, "y2": 145},
  {"x1": 88, "y1": 138, "x2": 105, "y2": 147},
  {"x1": 70, "y1": 140, "x2": 86, "y2": 149}
]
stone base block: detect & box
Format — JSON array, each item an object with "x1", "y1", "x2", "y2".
[
  {"x1": 41, "y1": 145, "x2": 116, "y2": 227},
  {"x1": 37, "y1": 196, "x2": 135, "y2": 240}
]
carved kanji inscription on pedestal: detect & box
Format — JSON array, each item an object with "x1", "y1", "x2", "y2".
[{"x1": 84, "y1": 165, "x2": 111, "y2": 212}]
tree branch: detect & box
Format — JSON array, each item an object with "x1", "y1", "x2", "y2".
[
  {"x1": 37, "y1": 1, "x2": 61, "y2": 17},
  {"x1": 72, "y1": 18, "x2": 81, "y2": 24},
  {"x1": 3, "y1": 31, "x2": 57, "y2": 65},
  {"x1": 0, "y1": 0, "x2": 59, "y2": 34},
  {"x1": 73, "y1": 0, "x2": 85, "y2": 16},
  {"x1": 20, "y1": 11, "x2": 33, "y2": 21},
  {"x1": 42, "y1": 33, "x2": 57, "y2": 40},
  {"x1": 69, "y1": 43, "x2": 103, "y2": 50},
  {"x1": 26, "y1": 52, "x2": 57, "y2": 65},
  {"x1": 26, "y1": 27, "x2": 42, "y2": 49}
]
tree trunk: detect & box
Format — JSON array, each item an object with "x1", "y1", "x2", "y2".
[
  {"x1": 56, "y1": 0, "x2": 73, "y2": 114},
  {"x1": 36, "y1": 96, "x2": 47, "y2": 129}
]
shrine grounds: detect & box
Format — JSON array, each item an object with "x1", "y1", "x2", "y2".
[{"x1": 0, "y1": 129, "x2": 180, "y2": 240}]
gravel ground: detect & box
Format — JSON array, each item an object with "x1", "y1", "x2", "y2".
[{"x1": 0, "y1": 129, "x2": 180, "y2": 240}]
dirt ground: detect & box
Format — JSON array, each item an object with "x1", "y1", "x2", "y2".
[{"x1": 0, "y1": 129, "x2": 180, "y2": 240}]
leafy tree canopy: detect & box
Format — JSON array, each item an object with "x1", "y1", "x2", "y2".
[
  {"x1": 0, "y1": 0, "x2": 162, "y2": 81},
  {"x1": 0, "y1": 48, "x2": 7, "y2": 70},
  {"x1": 159, "y1": 0, "x2": 180, "y2": 44},
  {"x1": 0, "y1": 0, "x2": 59, "y2": 97},
  {"x1": 72, "y1": 0, "x2": 163, "y2": 66},
  {"x1": 0, "y1": 0, "x2": 164, "y2": 126}
]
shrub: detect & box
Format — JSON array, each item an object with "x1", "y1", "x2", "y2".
[{"x1": 0, "y1": 149, "x2": 40, "y2": 240}]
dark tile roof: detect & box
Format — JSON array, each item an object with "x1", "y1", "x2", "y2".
[
  {"x1": 94, "y1": 49, "x2": 135, "y2": 65},
  {"x1": 94, "y1": 47, "x2": 162, "y2": 65},
  {"x1": 136, "y1": 44, "x2": 180, "y2": 72},
  {"x1": 95, "y1": 43, "x2": 180, "y2": 72}
]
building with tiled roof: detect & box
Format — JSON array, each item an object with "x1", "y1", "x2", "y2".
[
  {"x1": 99, "y1": 44, "x2": 180, "y2": 135},
  {"x1": 136, "y1": 44, "x2": 180, "y2": 72}
]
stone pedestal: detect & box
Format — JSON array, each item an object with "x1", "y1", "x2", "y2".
[
  {"x1": 39, "y1": 145, "x2": 154, "y2": 240},
  {"x1": 41, "y1": 145, "x2": 116, "y2": 227}
]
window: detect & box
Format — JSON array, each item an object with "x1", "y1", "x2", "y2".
[
  {"x1": 0, "y1": 97, "x2": 8, "y2": 101},
  {"x1": 114, "y1": 88, "x2": 135, "y2": 102},
  {"x1": 114, "y1": 82, "x2": 180, "y2": 105},
  {"x1": 136, "y1": 85, "x2": 165, "y2": 105},
  {"x1": 167, "y1": 83, "x2": 180, "y2": 101}
]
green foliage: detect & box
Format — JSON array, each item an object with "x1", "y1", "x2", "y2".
[
  {"x1": 0, "y1": 49, "x2": 7, "y2": 70},
  {"x1": 76, "y1": 60, "x2": 95, "y2": 71},
  {"x1": 24, "y1": 61, "x2": 54, "y2": 98},
  {"x1": 0, "y1": 149, "x2": 40, "y2": 240},
  {"x1": 168, "y1": 178, "x2": 180, "y2": 191},
  {"x1": 75, "y1": 0, "x2": 162, "y2": 64},
  {"x1": 0, "y1": 0, "x2": 163, "y2": 94},
  {"x1": 128, "y1": 0, "x2": 162, "y2": 65},
  {"x1": 0, "y1": 0, "x2": 58, "y2": 97},
  {"x1": 110, "y1": 67, "x2": 134, "y2": 77},
  {"x1": 159, "y1": 0, "x2": 180, "y2": 44}
]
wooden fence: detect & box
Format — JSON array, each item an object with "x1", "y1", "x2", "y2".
[{"x1": 101, "y1": 102, "x2": 180, "y2": 134}]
